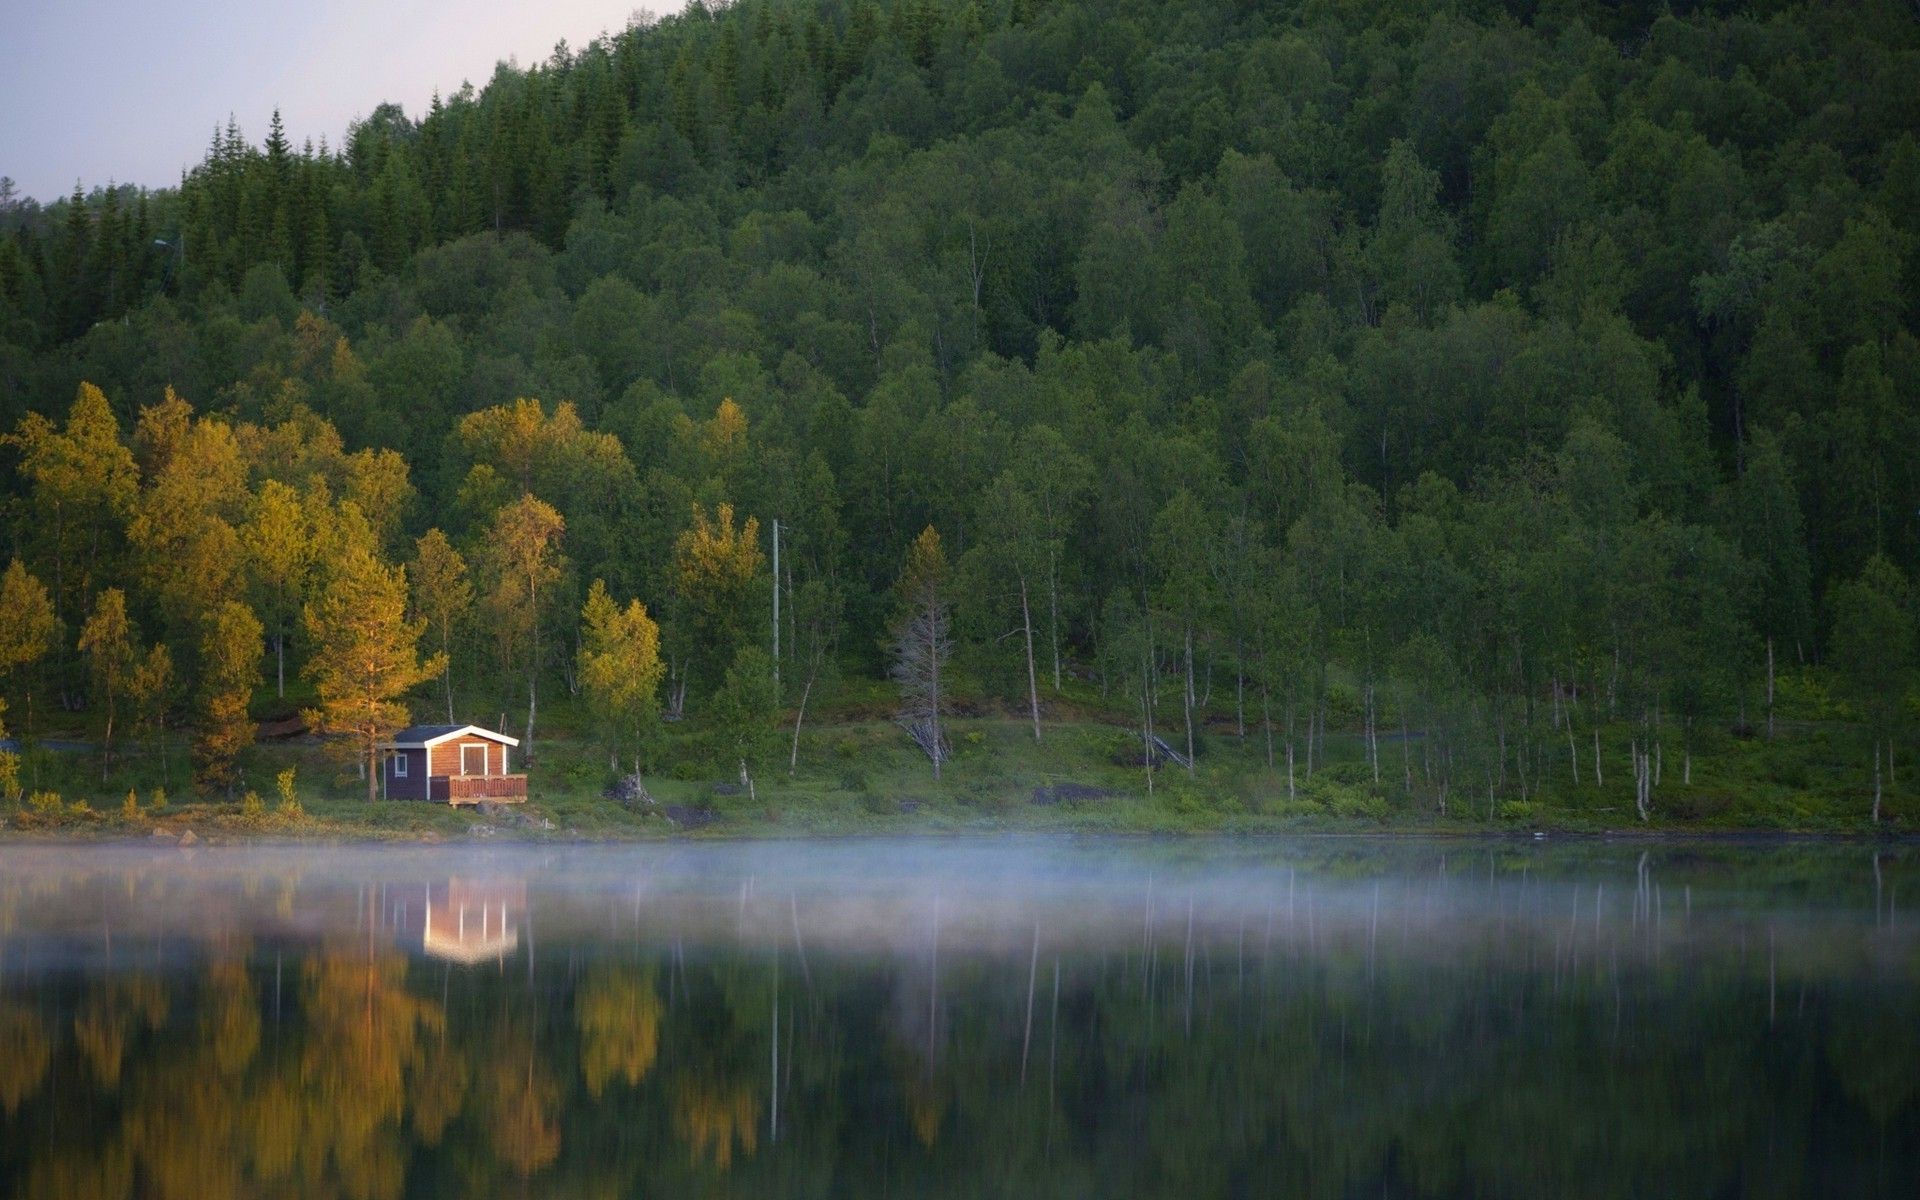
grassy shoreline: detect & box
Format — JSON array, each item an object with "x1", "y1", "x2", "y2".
[{"x1": 3, "y1": 706, "x2": 1910, "y2": 843}]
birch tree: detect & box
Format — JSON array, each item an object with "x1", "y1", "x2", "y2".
[
  {"x1": 890, "y1": 527, "x2": 952, "y2": 778},
  {"x1": 960, "y1": 473, "x2": 1047, "y2": 739},
  {"x1": 578, "y1": 579, "x2": 665, "y2": 782},
  {"x1": 482, "y1": 495, "x2": 566, "y2": 758},
  {"x1": 408, "y1": 528, "x2": 472, "y2": 722},
  {"x1": 1829, "y1": 556, "x2": 1914, "y2": 823}
]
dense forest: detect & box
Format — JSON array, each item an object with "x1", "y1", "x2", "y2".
[{"x1": 1, "y1": 0, "x2": 1918, "y2": 819}]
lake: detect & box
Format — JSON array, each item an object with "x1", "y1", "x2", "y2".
[{"x1": 0, "y1": 837, "x2": 1914, "y2": 1197}]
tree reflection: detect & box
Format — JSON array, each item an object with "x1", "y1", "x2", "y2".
[{"x1": 0, "y1": 853, "x2": 1915, "y2": 1198}]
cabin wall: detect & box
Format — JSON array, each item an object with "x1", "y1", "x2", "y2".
[
  {"x1": 384, "y1": 749, "x2": 429, "y2": 800},
  {"x1": 429, "y1": 737, "x2": 508, "y2": 777}
]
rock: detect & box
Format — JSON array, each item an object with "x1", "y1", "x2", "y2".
[
  {"x1": 149, "y1": 828, "x2": 176, "y2": 843},
  {"x1": 177, "y1": 829, "x2": 199, "y2": 847},
  {"x1": 661, "y1": 804, "x2": 719, "y2": 830},
  {"x1": 603, "y1": 773, "x2": 653, "y2": 807},
  {"x1": 1030, "y1": 782, "x2": 1114, "y2": 806}
]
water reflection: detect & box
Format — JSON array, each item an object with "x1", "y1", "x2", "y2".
[{"x1": 0, "y1": 839, "x2": 1914, "y2": 1197}]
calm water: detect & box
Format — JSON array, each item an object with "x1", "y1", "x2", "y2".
[{"x1": 0, "y1": 837, "x2": 1915, "y2": 1198}]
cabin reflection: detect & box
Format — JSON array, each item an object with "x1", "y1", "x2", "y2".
[{"x1": 383, "y1": 878, "x2": 526, "y2": 965}]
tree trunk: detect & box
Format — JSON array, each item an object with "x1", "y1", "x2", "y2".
[
  {"x1": 443, "y1": 620, "x2": 456, "y2": 722},
  {"x1": 927, "y1": 593, "x2": 943, "y2": 781},
  {"x1": 524, "y1": 672, "x2": 537, "y2": 763},
  {"x1": 1021, "y1": 578, "x2": 1041, "y2": 741},
  {"x1": 1182, "y1": 624, "x2": 1196, "y2": 777},
  {"x1": 276, "y1": 633, "x2": 285, "y2": 699},
  {"x1": 1047, "y1": 553, "x2": 1062, "y2": 693},
  {"x1": 789, "y1": 672, "x2": 814, "y2": 775},
  {"x1": 367, "y1": 743, "x2": 379, "y2": 804},
  {"x1": 1261, "y1": 683, "x2": 1274, "y2": 770},
  {"x1": 1766, "y1": 637, "x2": 1775, "y2": 740},
  {"x1": 1593, "y1": 728, "x2": 1603, "y2": 787},
  {"x1": 1873, "y1": 741, "x2": 1882, "y2": 824}
]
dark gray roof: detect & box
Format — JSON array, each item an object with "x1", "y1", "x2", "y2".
[{"x1": 390, "y1": 724, "x2": 466, "y2": 745}]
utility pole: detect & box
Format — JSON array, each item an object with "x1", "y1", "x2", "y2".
[{"x1": 771, "y1": 518, "x2": 781, "y2": 689}]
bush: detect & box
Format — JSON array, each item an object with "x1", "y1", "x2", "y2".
[
  {"x1": 242, "y1": 790, "x2": 265, "y2": 817},
  {"x1": 1330, "y1": 792, "x2": 1389, "y2": 822},
  {"x1": 149, "y1": 787, "x2": 167, "y2": 811},
  {"x1": 27, "y1": 790, "x2": 61, "y2": 814},
  {"x1": 123, "y1": 790, "x2": 140, "y2": 818}
]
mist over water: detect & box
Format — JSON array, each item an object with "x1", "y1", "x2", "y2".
[{"x1": 1, "y1": 837, "x2": 1915, "y2": 1196}]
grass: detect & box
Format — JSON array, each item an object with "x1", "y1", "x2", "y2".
[{"x1": 2, "y1": 669, "x2": 1912, "y2": 841}]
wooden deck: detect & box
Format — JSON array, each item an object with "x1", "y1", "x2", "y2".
[{"x1": 435, "y1": 774, "x2": 528, "y2": 804}]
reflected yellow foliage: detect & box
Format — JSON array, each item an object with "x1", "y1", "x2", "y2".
[
  {"x1": 17, "y1": 1143, "x2": 132, "y2": 1200},
  {"x1": 408, "y1": 1042, "x2": 470, "y2": 1145},
  {"x1": 672, "y1": 1073, "x2": 759, "y2": 1171},
  {"x1": 904, "y1": 1068, "x2": 947, "y2": 1149},
  {"x1": 0, "y1": 1002, "x2": 50, "y2": 1115},
  {"x1": 578, "y1": 965, "x2": 663, "y2": 1096},
  {"x1": 73, "y1": 976, "x2": 168, "y2": 1089},
  {"x1": 202, "y1": 960, "x2": 261, "y2": 1077},
  {"x1": 489, "y1": 1057, "x2": 562, "y2": 1177},
  {"x1": 295, "y1": 948, "x2": 444, "y2": 1198}
]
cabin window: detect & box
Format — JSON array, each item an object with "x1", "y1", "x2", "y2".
[
  {"x1": 393, "y1": 754, "x2": 408, "y2": 778},
  {"x1": 462, "y1": 743, "x2": 488, "y2": 776}
]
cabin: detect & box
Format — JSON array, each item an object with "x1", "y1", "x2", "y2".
[{"x1": 379, "y1": 724, "x2": 526, "y2": 803}]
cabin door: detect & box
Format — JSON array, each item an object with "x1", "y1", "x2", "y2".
[{"x1": 461, "y1": 743, "x2": 489, "y2": 776}]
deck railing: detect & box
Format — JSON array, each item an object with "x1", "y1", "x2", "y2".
[{"x1": 444, "y1": 774, "x2": 528, "y2": 801}]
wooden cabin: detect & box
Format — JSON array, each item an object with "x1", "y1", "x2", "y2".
[{"x1": 379, "y1": 724, "x2": 526, "y2": 803}]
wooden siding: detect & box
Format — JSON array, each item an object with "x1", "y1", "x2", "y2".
[
  {"x1": 428, "y1": 736, "x2": 510, "y2": 778},
  {"x1": 384, "y1": 748, "x2": 429, "y2": 800}
]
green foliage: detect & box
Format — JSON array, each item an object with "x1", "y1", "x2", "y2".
[{"x1": 1, "y1": 0, "x2": 1917, "y2": 829}]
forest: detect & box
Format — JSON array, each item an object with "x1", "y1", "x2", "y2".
[{"x1": 1, "y1": 0, "x2": 1918, "y2": 829}]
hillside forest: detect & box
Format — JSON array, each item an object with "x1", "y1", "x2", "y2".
[{"x1": 1, "y1": 0, "x2": 1918, "y2": 825}]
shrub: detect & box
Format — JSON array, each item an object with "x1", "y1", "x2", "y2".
[
  {"x1": 27, "y1": 790, "x2": 62, "y2": 814},
  {"x1": 242, "y1": 790, "x2": 265, "y2": 817},
  {"x1": 149, "y1": 787, "x2": 167, "y2": 811},
  {"x1": 1330, "y1": 792, "x2": 1389, "y2": 822},
  {"x1": 123, "y1": 790, "x2": 140, "y2": 819}
]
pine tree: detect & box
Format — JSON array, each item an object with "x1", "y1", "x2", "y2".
[
  {"x1": 889, "y1": 526, "x2": 951, "y2": 778},
  {"x1": 303, "y1": 546, "x2": 445, "y2": 803}
]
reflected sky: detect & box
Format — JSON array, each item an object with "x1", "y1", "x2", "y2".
[{"x1": 0, "y1": 838, "x2": 1915, "y2": 1197}]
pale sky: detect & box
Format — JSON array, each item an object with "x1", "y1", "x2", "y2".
[{"x1": 0, "y1": 1, "x2": 685, "y2": 204}]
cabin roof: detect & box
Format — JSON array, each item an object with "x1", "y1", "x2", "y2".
[{"x1": 382, "y1": 724, "x2": 521, "y2": 750}]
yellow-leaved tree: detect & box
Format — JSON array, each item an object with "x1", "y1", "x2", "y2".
[
  {"x1": 304, "y1": 546, "x2": 445, "y2": 803},
  {"x1": 0, "y1": 558, "x2": 58, "y2": 743},
  {"x1": 407, "y1": 529, "x2": 472, "y2": 723},
  {"x1": 481, "y1": 495, "x2": 565, "y2": 758},
  {"x1": 671, "y1": 502, "x2": 765, "y2": 710},
  {"x1": 194, "y1": 601, "x2": 263, "y2": 795},
  {"x1": 578, "y1": 580, "x2": 665, "y2": 781}
]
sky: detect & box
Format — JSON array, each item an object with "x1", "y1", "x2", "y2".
[{"x1": 0, "y1": 1, "x2": 684, "y2": 204}]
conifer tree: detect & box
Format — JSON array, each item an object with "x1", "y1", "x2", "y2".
[
  {"x1": 303, "y1": 546, "x2": 445, "y2": 803},
  {"x1": 889, "y1": 526, "x2": 951, "y2": 778}
]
